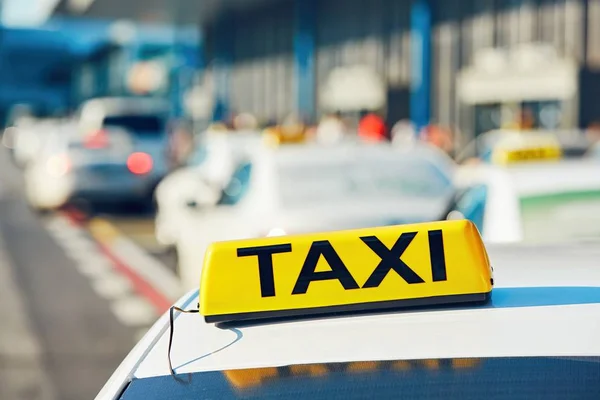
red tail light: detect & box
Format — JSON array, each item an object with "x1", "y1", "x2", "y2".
[
  {"x1": 127, "y1": 152, "x2": 153, "y2": 175},
  {"x1": 84, "y1": 129, "x2": 109, "y2": 149}
]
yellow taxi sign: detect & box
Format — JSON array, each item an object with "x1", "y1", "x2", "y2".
[
  {"x1": 262, "y1": 125, "x2": 306, "y2": 147},
  {"x1": 491, "y1": 133, "x2": 562, "y2": 165},
  {"x1": 200, "y1": 220, "x2": 492, "y2": 323}
]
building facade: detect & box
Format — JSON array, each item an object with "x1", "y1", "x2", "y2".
[{"x1": 54, "y1": 0, "x2": 600, "y2": 144}]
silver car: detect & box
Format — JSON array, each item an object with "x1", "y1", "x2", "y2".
[{"x1": 24, "y1": 97, "x2": 171, "y2": 211}]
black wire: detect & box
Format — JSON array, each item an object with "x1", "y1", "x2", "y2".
[{"x1": 168, "y1": 306, "x2": 199, "y2": 384}]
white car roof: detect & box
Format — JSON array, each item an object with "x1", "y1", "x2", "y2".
[
  {"x1": 458, "y1": 130, "x2": 592, "y2": 161},
  {"x1": 99, "y1": 242, "x2": 600, "y2": 398},
  {"x1": 456, "y1": 159, "x2": 600, "y2": 197}
]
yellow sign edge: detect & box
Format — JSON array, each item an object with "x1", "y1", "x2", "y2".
[{"x1": 204, "y1": 291, "x2": 491, "y2": 324}]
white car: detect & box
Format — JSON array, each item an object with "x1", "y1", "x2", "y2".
[
  {"x1": 173, "y1": 141, "x2": 456, "y2": 289},
  {"x1": 24, "y1": 98, "x2": 171, "y2": 211},
  {"x1": 96, "y1": 221, "x2": 600, "y2": 400},
  {"x1": 9, "y1": 117, "x2": 66, "y2": 168},
  {"x1": 449, "y1": 132, "x2": 600, "y2": 243},
  {"x1": 154, "y1": 130, "x2": 265, "y2": 247}
]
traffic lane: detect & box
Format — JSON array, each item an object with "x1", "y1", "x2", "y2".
[
  {"x1": 0, "y1": 196, "x2": 138, "y2": 400},
  {"x1": 84, "y1": 203, "x2": 177, "y2": 273},
  {"x1": 0, "y1": 150, "x2": 138, "y2": 400},
  {"x1": 0, "y1": 229, "x2": 56, "y2": 400}
]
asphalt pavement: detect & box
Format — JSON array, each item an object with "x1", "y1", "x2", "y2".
[
  {"x1": 0, "y1": 149, "x2": 144, "y2": 400},
  {"x1": 91, "y1": 212, "x2": 177, "y2": 273}
]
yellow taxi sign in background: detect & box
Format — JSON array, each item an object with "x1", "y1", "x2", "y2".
[
  {"x1": 200, "y1": 220, "x2": 493, "y2": 323},
  {"x1": 491, "y1": 133, "x2": 562, "y2": 165}
]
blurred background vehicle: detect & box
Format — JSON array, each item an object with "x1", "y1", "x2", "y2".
[
  {"x1": 9, "y1": 117, "x2": 66, "y2": 168},
  {"x1": 154, "y1": 129, "x2": 264, "y2": 247},
  {"x1": 448, "y1": 132, "x2": 600, "y2": 243},
  {"x1": 24, "y1": 97, "x2": 171, "y2": 211},
  {"x1": 74, "y1": 97, "x2": 170, "y2": 206},
  {"x1": 457, "y1": 129, "x2": 598, "y2": 164},
  {"x1": 174, "y1": 141, "x2": 456, "y2": 288},
  {"x1": 23, "y1": 121, "x2": 78, "y2": 210}
]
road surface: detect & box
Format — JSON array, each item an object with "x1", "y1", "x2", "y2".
[{"x1": 0, "y1": 149, "x2": 170, "y2": 400}]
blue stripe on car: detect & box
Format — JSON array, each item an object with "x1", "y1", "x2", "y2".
[{"x1": 490, "y1": 287, "x2": 600, "y2": 309}]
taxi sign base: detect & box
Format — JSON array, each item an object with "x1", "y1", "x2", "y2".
[{"x1": 205, "y1": 292, "x2": 491, "y2": 324}]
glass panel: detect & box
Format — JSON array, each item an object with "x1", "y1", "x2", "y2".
[{"x1": 122, "y1": 357, "x2": 600, "y2": 400}]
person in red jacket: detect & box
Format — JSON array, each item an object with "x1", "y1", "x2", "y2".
[{"x1": 358, "y1": 110, "x2": 388, "y2": 142}]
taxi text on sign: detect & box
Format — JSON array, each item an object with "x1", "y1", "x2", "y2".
[{"x1": 200, "y1": 220, "x2": 492, "y2": 322}]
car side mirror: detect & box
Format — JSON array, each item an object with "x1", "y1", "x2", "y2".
[
  {"x1": 186, "y1": 182, "x2": 222, "y2": 210},
  {"x1": 186, "y1": 199, "x2": 199, "y2": 209}
]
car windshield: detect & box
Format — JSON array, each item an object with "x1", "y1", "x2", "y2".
[
  {"x1": 521, "y1": 190, "x2": 600, "y2": 242},
  {"x1": 121, "y1": 357, "x2": 600, "y2": 399},
  {"x1": 102, "y1": 115, "x2": 165, "y2": 135},
  {"x1": 278, "y1": 159, "x2": 452, "y2": 208}
]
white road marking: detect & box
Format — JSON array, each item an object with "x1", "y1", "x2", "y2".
[
  {"x1": 111, "y1": 296, "x2": 158, "y2": 327},
  {"x1": 91, "y1": 271, "x2": 133, "y2": 300},
  {"x1": 111, "y1": 238, "x2": 182, "y2": 302},
  {"x1": 61, "y1": 236, "x2": 97, "y2": 252},
  {"x1": 76, "y1": 258, "x2": 113, "y2": 279},
  {"x1": 46, "y1": 226, "x2": 80, "y2": 242},
  {"x1": 44, "y1": 215, "x2": 162, "y2": 339},
  {"x1": 62, "y1": 245, "x2": 97, "y2": 262}
]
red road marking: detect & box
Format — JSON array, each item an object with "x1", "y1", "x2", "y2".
[
  {"x1": 61, "y1": 209, "x2": 172, "y2": 314},
  {"x1": 95, "y1": 241, "x2": 172, "y2": 314}
]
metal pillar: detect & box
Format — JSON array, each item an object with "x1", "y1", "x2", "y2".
[
  {"x1": 213, "y1": 14, "x2": 234, "y2": 123},
  {"x1": 294, "y1": 0, "x2": 316, "y2": 123},
  {"x1": 410, "y1": 0, "x2": 432, "y2": 132}
]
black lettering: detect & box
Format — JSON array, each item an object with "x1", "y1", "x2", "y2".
[
  {"x1": 237, "y1": 244, "x2": 292, "y2": 297},
  {"x1": 428, "y1": 230, "x2": 447, "y2": 282},
  {"x1": 361, "y1": 232, "x2": 424, "y2": 288},
  {"x1": 292, "y1": 240, "x2": 360, "y2": 295}
]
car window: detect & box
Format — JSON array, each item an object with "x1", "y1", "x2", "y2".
[
  {"x1": 218, "y1": 162, "x2": 253, "y2": 206},
  {"x1": 121, "y1": 357, "x2": 600, "y2": 399},
  {"x1": 277, "y1": 159, "x2": 452, "y2": 208},
  {"x1": 520, "y1": 190, "x2": 600, "y2": 242},
  {"x1": 102, "y1": 115, "x2": 165, "y2": 136},
  {"x1": 449, "y1": 185, "x2": 488, "y2": 233}
]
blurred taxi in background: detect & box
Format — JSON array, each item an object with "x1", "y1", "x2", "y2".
[
  {"x1": 172, "y1": 140, "x2": 456, "y2": 288},
  {"x1": 24, "y1": 97, "x2": 170, "y2": 211},
  {"x1": 457, "y1": 129, "x2": 594, "y2": 164},
  {"x1": 448, "y1": 130, "x2": 600, "y2": 243},
  {"x1": 262, "y1": 114, "x2": 308, "y2": 146}
]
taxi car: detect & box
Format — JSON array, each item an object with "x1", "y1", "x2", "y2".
[
  {"x1": 448, "y1": 130, "x2": 600, "y2": 243},
  {"x1": 169, "y1": 141, "x2": 456, "y2": 288},
  {"x1": 96, "y1": 220, "x2": 600, "y2": 399}
]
